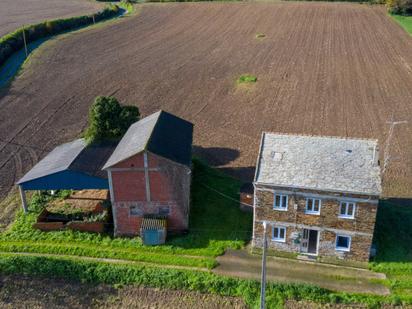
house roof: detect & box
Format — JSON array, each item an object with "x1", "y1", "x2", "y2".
[
  {"x1": 103, "y1": 110, "x2": 193, "y2": 169},
  {"x1": 17, "y1": 138, "x2": 116, "y2": 185},
  {"x1": 254, "y1": 133, "x2": 382, "y2": 196}
]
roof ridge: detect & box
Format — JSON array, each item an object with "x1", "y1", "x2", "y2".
[{"x1": 262, "y1": 132, "x2": 379, "y2": 143}]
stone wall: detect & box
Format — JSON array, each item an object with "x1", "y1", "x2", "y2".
[{"x1": 253, "y1": 186, "x2": 378, "y2": 263}]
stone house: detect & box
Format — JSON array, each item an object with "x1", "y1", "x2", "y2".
[
  {"x1": 103, "y1": 110, "x2": 193, "y2": 236},
  {"x1": 252, "y1": 133, "x2": 382, "y2": 267}
]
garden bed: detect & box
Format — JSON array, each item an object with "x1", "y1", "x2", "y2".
[{"x1": 33, "y1": 190, "x2": 109, "y2": 233}]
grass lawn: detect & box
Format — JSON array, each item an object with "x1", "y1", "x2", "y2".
[
  {"x1": 0, "y1": 159, "x2": 252, "y2": 269},
  {"x1": 391, "y1": 14, "x2": 412, "y2": 35},
  {"x1": 369, "y1": 200, "x2": 412, "y2": 302}
]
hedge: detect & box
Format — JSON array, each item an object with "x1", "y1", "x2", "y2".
[
  {"x1": 0, "y1": 5, "x2": 120, "y2": 68},
  {"x1": 0, "y1": 254, "x2": 399, "y2": 308}
]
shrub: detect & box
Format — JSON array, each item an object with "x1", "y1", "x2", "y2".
[
  {"x1": 237, "y1": 74, "x2": 257, "y2": 84},
  {"x1": 387, "y1": 0, "x2": 412, "y2": 14},
  {"x1": 84, "y1": 96, "x2": 140, "y2": 144}
]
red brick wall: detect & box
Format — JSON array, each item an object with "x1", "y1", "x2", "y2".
[{"x1": 110, "y1": 152, "x2": 191, "y2": 236}]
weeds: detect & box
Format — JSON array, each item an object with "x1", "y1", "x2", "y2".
[{"x1": 237, "y1": 74, "x2": 257, "y2": 84}]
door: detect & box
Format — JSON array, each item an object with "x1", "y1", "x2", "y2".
[
  {"x1": 300, "y1": 229, "x2": 309, "y2": 253},
  {"x1": 300, "y1": 229, "x2": 318, "y2": 255},
  {"x1": 307, "y1": 230, "x2": 318, "y2": 254}
]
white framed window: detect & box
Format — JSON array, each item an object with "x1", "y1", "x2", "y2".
[
  {"x1": 272, "y1": 226, "x2": 286, "y2": 242},
  {"x1": 339, "y1": 202, "x2": 356, "y2": 219},
  {"x1": 130, "y1": 205, "x2": 143, "y2": 216},
  {"x1": 335, "y1": 235, "x2": 351, "y2": 252},
  {"x1": 273, "y1": 194, "x2": 288, "y2": 211},
  {"x1": 305, "y1": 198, "x2": 321, "y2": 215}
]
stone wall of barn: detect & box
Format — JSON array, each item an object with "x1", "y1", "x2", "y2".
[
  {"x1": 110, "y1": 152, "x2": 191, "y2": 236},
  {"x1": 252, "y1": 185, "x2": 378, "y2": 264}
]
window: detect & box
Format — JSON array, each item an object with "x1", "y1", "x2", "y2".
[
  {"x1": 335, "y1": 235, "x2": 351, "y2": 251},
  {"x1": 305, "y1": 198, "x2": 321, "y2": 214},
  {"x1": 272, "y1": 226, "x2": 286, "y2": 242},
  {"x1": 158, "y1": 207, "x2": 170, "y2": 216},
  {"x1": 273, "y1": 194, "x2": 288, "y2": 210},
  {"x1": 130, "y1": 205, "x2": 143, "y2": 216},
  {"x1": 339, "y1": 202, "x2": 356, "y2": 219}
]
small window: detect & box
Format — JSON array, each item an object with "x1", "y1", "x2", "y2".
[
  {"x1": 336, "y1": 235, "x2": 351, "y2": 251},
  {"x1": 273, "y1": 194, "x2": 288, "y2": 210},
  {"x1": 339, "y1": 202, "x2": 356, "y2": 219},
  {"x1": 306, "y1": 198, "x2": 321, "y2": 214},
  {"x1": 158, "y1": 207, "x2": 170, "y2": 216},
  {"x1": 130, "y1": 205, "x2": 143, "y2": 216},
  {"x1": 272, "y1": 226, "x2": 286, "y2": 242}
]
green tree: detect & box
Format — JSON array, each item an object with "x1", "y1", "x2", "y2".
[
  {"x1": 387, "y1": 0, "x2": 412, "y2": 15},
  {"x1": 84, "y1": 96, "x2": 140, "y2": 144}
]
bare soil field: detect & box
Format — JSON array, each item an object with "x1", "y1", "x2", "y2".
[
  {"x1": 1, "y1": 2, "x2": 412, "y2": 201},
  {"x1": 0, "y1": 0, "x2": 103, "y2": 37},
  {"x1": 0, "y1": 275, "x2": 246, "y2": 308}
]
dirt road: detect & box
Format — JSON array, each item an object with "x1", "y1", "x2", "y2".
[
  {"x1": 0, "y1": 0, "x2": 103, "y2": 37},
  {"x1": 1, "y1": 2, "x2": 412, "y2": 200}
]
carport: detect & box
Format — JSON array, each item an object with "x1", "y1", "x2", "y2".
[{"x1": 16, "y1": 138, "x2": 116, "y2": 212}]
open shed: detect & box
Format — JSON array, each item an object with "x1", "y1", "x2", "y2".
[{"x1": 16, "y1": 138, "x2": 116, "y2": 212}]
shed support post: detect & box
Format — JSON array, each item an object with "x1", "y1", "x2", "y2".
[
  {"x1": 107, "y1": 169, "x2": 118, "y2": 236},
  {"x1": 19, "y1": 185, "x2": 28, "y2": 213}
]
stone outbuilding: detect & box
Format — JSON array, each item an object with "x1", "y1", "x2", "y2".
[
  {"x1": 103, "y1": 110, "x2": 193, "y2": 236},
  {"x1": 252, "y1": 133, "x2": 382, "y2": 267}
]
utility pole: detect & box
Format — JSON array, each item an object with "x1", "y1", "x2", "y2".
[
  {"x1": 22, "y1": 25, "x2": 28, "y2": 58},
  {"x1": 383, "y1": 116, "x2": 407, "y2": 174},
  {"x1": 260, "y1": 221, "x2": 268, "y2": 309}
]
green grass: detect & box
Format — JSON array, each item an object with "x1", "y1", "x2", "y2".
[
  {"x1": 0, "y1": 253, "x2": 404, "y2": 309},
  {"x1": 237, "y1": 74, "x2": 257, "y2": 84},
  {"x1": 369, "y1": 200, "x2": 412, "y2": 301},
  {"x1": 391, "y1": 14, "x2": 412, "y2": 35},
  {"x1": 0, "y1": 159, "x2": 252, "y2": 268}
]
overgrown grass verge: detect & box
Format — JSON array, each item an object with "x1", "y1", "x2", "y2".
[
  {"x1": 391, "y1": 14, "x2": 412, "y2": 35},
  {"x1": 0, "y1": 253, "x2": 403, "y2": 309},
  {"x1": 0, "y1": 159, "x2": 251, "y2": 268},
  {"x1": 0, "y1": 5, "x2": 120, "y2": 68}
]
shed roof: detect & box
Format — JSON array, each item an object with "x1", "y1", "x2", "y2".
[
  {"x1": 254, "y1": 133, "x2": 382, "y2": 196},
  {"x1": 17, "y1": 139, "x2": 116, "y2": 185},
  {"x1": 103, "y1": 110, "x2": 193, "y2": 169}
]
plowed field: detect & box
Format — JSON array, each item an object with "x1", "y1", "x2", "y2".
[
  {"x1": 1, "y1": 2, "x2": 412, "y2": 199},
  {"x1": 0, "y1": 0, "x2": 103, "y2": 37}
]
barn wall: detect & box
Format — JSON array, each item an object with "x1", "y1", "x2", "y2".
[
  {"x1": 20, "y1": 170, "x2": 109, "y2": 190},
  {"x1": 110, "y1": 152, "x2": 190, "y2": 236}
]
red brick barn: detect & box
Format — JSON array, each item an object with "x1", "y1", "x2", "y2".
[{"x1": 103, "y1": 111, "x2": 193, "y2": 236}]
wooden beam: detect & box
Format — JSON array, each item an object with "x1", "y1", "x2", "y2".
[{"x1": 18, "y1": 185, "x2": 28, "y2": 213}]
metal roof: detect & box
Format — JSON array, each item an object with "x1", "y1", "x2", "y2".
[
  {"x1": 103, "y1": 110, "x2": 193, "y2": 169},
  {"x1": 254, "y1": 133, "x2": 382, "y2": 196},
  {"x1": 17, "y1": 139, "x2": 116, "y2": 185}
]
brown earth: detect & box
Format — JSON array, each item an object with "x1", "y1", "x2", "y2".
[
  {"x1": 1, "y1": 2, "x2": 412, "y2": 201},
  {"x1": 0, "y1": 0, "x2": 103, "y2": 37},
  {"x1": 0, "y1": 275, "x2": 247, "y2": 308}
]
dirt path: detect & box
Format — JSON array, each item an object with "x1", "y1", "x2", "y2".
[
  {"x1": 1, "y1": 3, "x2": 412, "y2": 199},
  {"x1": 214, "y1": 249, "x2": 389, "y2": 295},
  {"x1": 0, "y1": 274, "x2": 247, "y2": 309},
  {"x1": 0, "y1": 0, "x2": 104, "y2": 37}
]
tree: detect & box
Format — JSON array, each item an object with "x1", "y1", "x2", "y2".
[
  {"x1": 84, "y1": 96, "x2": 140, "y2": 144},
  {"x1": 387, "y1": 0, "x2": 412, "y2": 15}
]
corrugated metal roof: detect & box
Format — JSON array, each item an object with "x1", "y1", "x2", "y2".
[
  {"x1": 103, "y1": 110, "x2": 193, "y2": 169},
  {"x1": 254, "y1": 133, "x2": 382, "y2": 196},
  {"x1": 17, "y1": 139, "x2": 86, "y2": 184},
  {"x1": 17, "y1": 139, "x2": 116, "y2": 185}
]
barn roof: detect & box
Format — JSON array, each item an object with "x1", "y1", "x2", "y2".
[
  {"x1": 103, "y1": 110, "x2": 193, "y2": 169},
  {"x1": 254, "y1": 133, "x2": 382, "y2": 196},
  {"x1": 17, "y1": 139, "x2": 116, "y2": 185}
]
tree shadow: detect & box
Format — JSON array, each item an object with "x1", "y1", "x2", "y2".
[{"x1": 372, "y1": 198, "x2": 412, "y2": 263}]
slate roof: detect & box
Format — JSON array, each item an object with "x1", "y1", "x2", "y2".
[
  {"x1": 103, "y1": 110, "x2": 193, "y2": 169},
  {"x1": 254, "y1": 133, "x2": 382, "y2": 196},
  {"x1": 17, "y1": 139, "x2": 116, "y2": 184}
]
